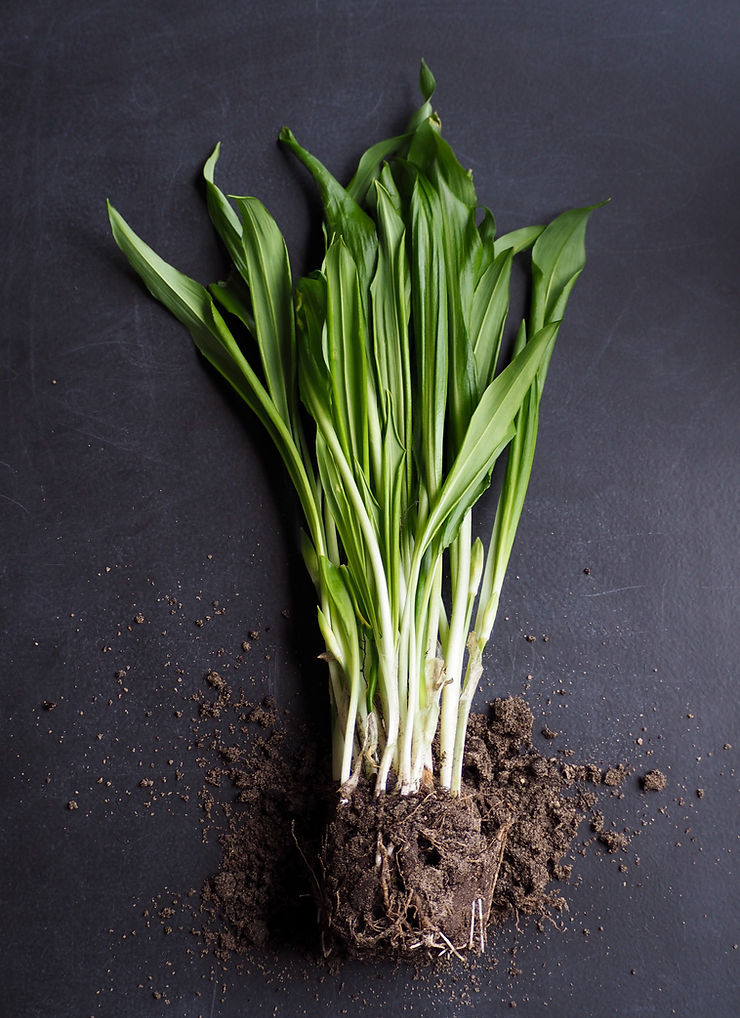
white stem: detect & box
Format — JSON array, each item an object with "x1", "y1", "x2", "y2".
[
  {"x1": 438, "y1": 513, "x2": 472, "y2": 790},
  {"x1": 320, "y1": 419, "x2": 400, "y2": 779},
  {"x1": 340, "y1": 673, "x2": 361, "y2": 785}
]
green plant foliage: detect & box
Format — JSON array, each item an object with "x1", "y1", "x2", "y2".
[{"x1": 108, "y1": 61, "x2": 602, "y2": 795}]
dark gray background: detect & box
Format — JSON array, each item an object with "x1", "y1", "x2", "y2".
[{"x1": 2, "y1": 1, "x2": 738, "y2": 1016}]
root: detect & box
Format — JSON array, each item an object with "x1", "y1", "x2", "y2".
[{"x1": 321, "y1": 786, "x2": 514, "y2": 960}]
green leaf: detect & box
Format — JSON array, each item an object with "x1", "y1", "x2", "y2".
[
  {"x1": 346, "y1": 134, "x2": 409, "y2": 206},
  {"x1": 407, "y1": 118, "x2": 478, "y2": 215},
  {"x1": 476, "y1": 321, "x2": 539, "y2": 640},
  {"x1": 203, "y1": 144, "x2": 243, "y2": 258},
  {"x1": 406, "y1": 122, "x2": 482, "y2": 444},
  {"x1": 421, "y1": 321, "x2": 560, "y2": 557},
  {"x1": 279, "y1": 127, "x2": 378, "y2": 292},
  {"x1": 107, "y1": 201, "x2": 323, "y2": 553},
  {"x1": 419, "y1": 59, "x2": 436, "y2": 102},
  {"x1": 315, "y1": 433, "x2": 377, "y2": 631},
  {"x1": 318, "y1": 557, "x2": 362, "y2": 669},
  {"x1": 493, "y1": 223, "x2": 544, "y2": 257},
  {"x1": 409, "y1": 173, "x2": 448, "y2": 501},
  {"x1": 324, "y1": 238, "x2": 371, "y2": 479},
  {"x1": 470, "y1": 249, "x2": 513, "y2": 388},
  {"x1": 530, "y1": 202, "x2": 605, "y2": 331},
  {"x1": 231, "y1": 196, "x2": 297, "y2": 430},
  {"x1": 203, "y1": 146, "x2": 258, "y2": 332},
  {"x1": 370, "y1": 182, "x2": 411, "y2": 461},
  {"x1": 345, "y1": 58, "x2": 439, "y2": 208},
  {"x1": 209, "y1": 274, "x2": 255, "y2": 334}
]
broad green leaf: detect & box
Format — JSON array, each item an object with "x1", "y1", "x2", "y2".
[
  {"x1": 346, "y1": 58, "x2": 439, "y2": 209},
  {"x1": 318, "y1": 556, "x2": 362, "y2": 673},
  {"x1": 324, "y1": 238, "x2": 371, "y2": 479},
  {"x1": 470, "y1": 249, "x2": 513, "y2": 387},
  {"x1": 346, "y1": 134, "x2": 408, "y2": 206},
  {"x1": 419, "y1": 58, "x2": 436, "y2": 101},
  {"x1": 404, "y1": 60, "x2": 436, "y2": 135},
  {"x1": 209, "y1": 274, "x2": 255, "y2": 333},
  {"x1": 203, "y1": 147, "x2": 259, "y2": 336},
  {"x1": 370, "y1": 182, "x2": 411, "y2": 458},
  {"x1": 420, "y1": 321, "x2": 559, "y2": 557},
  {"x1": 378, "y1": 162, "x2": 402, "y2": 213},
  {"x1": 315, "y1": 433, "x2": 377, "y2": 631},
  {"x1": 107, "y1": 202, "x2": 322, "y2": 550},
  {"x1": 477, "y1": 207, "x2": 497, "y2": 275},
  {"x1": 478, "y1": 207, "x2": 496, "y2": 247},
  {"x1": 279, "y1": 127, "x2": 378, "y2": 292},
  {"x1": 494, "y1": 223, "x2": 544, "y2": 257},
  {"x1": 476, "y1": 321, "x2": 540, "y2": 640},
  {"x1": 379, "y1": 406, "x2": 407, "y2": 622},
  {"x1": 232, "y1": 196, "x2": 296, "y2": 431},
  {"x1": 203, "y1": 144, "x2": 243, "y2": 260},
  {"x1": 409, "y1": 173, "x2": 448, "y2": 501},
  {"x1": 530, "y1": 202, "x2": 604, "y2": 331},
  {"x1": 407, "y1": 118, "x2": 478, "y2": 215},
  {"x1": 406, "y1": 122, "x2": 482, "y2": 444}
]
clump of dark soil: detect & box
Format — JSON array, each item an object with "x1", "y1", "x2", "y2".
[
  {"x1": 193, "y1": 674, "x2": 623, "y2": 964},
  {"x1": 641, "y1": 768, "x2": 667, "y2": 791}
]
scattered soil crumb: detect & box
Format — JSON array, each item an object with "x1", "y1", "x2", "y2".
[
  {"x1": 603, "y1": 765, "x2": 629, "y2": 787},
  {"x1": 598, "y1": 830, "x2": 630, "y2": 853},
  {"x1": 641, "y1": 769, "x2": 667, "y2": 792}
]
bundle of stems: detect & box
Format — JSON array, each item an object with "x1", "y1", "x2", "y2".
[{"x1": 109, "y1": 63, "x2": 600, "y2": 797}]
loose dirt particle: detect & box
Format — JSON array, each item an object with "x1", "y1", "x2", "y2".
[
  {"x1": 603, "y1": 765, "x2": 628, "y2": 787},
  {"x1": 598, "y1": 830, "x2": 629, "y2": 853},
  {"x1": 641, "y1": 769, "x2": 667, "y2": 792}
]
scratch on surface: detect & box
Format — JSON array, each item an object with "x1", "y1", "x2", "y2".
[
  {"x1": 582, "y1": 276, "x2": 644, "y2": 381},
  {"x1": 0, "y1": 491, "x2": 30, "y2": 515},
  {"x1": 583, "y1": 584, "x2": 645, "y2": 598}
]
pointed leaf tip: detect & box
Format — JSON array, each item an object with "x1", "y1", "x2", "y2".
[{"x1": 419, "y1": 60, "x2": 436, "y2": 102}]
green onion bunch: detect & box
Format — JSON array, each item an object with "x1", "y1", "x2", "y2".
[{"x1": 109, "y1": 63, "x2": 600, "y2": 797}]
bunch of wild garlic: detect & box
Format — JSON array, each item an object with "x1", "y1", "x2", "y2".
[{"x1": 109, "y1": 62, "x2": 600, "y2": 797}]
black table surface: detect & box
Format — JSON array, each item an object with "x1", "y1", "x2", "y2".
[{"x1": 2, "y1": 2, "x2": 738, "y2": 1016}]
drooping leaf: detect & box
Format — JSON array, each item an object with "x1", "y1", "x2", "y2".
[
  {"x1": 209, "y1": 274, "x2": 255, "y2": 334},
  {"x1": 203, "y1": 144, "x2": 243, "y2": 259},
  {"x1": 106, "y1": 201, "x2": 322, "y2": 549},
  {"x1": 279, "y1": 127, "x2": 378, "y2": 292},
  {"x1": 493, "y1": 223, "x2": 544, "y2": 257}
]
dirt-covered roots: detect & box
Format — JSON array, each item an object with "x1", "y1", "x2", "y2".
[
  {"x1": 318, "y1": 697, "x2": 590, "y2": 961},
  {"x1": 320, "y1": 786, "x2": 513, "y2": 959}
]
